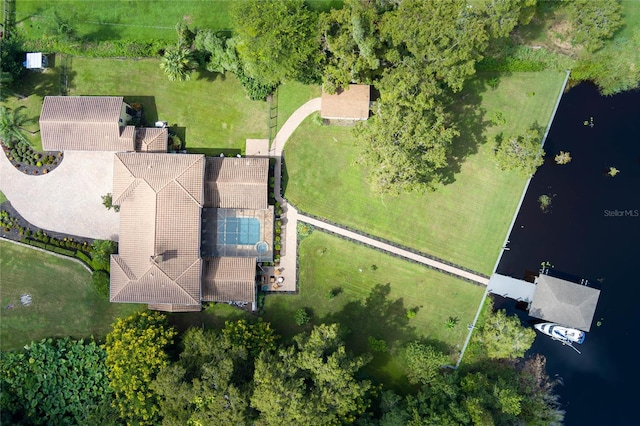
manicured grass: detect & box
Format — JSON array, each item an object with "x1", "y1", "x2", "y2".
[
  {"x1": 275, "y1": 81, "x2": 322, "y2": 135},
  {"x1": 69, "y1": 57, "x2": 269, "y2": 153},
  {"x1": 264, "y1": 231, "x2": 485, "y2": 390},
  {"x1": 284, "y1": 71, "x2": 566, "y2": 274},
  {"x1": 12, "y1": 1, "x2": 233, "y2": 41},
  {"x1": 0, "y1": 241, "x2": 143, "y2": 351},
  {"x1": 0, "y1": 191, "x2": 7, "y2": 204},
  {"x1": 5, "y1": 56, "x2": 270, "y2": 154}
]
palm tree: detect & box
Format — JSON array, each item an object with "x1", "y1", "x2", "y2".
[
  {"x1": 160, "y1": 45, "x2": 197, "y2": 82},
  {"x1": 0, "y1": 106, "x2": 30, "y2": 149}
]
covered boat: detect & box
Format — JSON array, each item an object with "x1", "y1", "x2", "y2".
[{"x1": 534, "y1": 322, "x2": 585, "y2": 344}]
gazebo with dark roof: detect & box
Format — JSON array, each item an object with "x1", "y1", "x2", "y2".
[{"x1": 529, "y1": 274, "x2": 601, "y2": 332}]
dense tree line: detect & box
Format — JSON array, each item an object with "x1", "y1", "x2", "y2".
[
  {"x1": 155, "y1": 0, "x2": 623, "y2": 194},
  {"x1": 1, "y1": 308, "x2": 563, "y2": 425}
]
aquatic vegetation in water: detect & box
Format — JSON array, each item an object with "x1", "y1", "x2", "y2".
[
  {"x1": 554, "y1": 151, "x2": 572, "y2": 164},
  {"x1": 608, "y1": 167, "x2": 620, "y2": 177},
  {"x1": 538, "y1": 193, "x2": 556, "y2": 213}
]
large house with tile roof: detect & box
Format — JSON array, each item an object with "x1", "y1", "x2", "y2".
[{"x1": 40, "y1": 96, "x2": 271, "y2": 312}]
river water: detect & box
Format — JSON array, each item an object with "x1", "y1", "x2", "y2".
[{"x1": 495, "y1": 82, "x2": 640, "y2": 425}]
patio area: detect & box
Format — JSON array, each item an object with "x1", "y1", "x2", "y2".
[{"x1": 258, "y1": 264, "x2": 295, "y2": 292}]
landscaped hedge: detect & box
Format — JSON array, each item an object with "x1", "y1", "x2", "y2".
[
  {"x1": 21, "y1": 38, "x2": 166, "y2": 58},
  {"x1": 20, "y1": 238, "x2": 76, "y2": 257},
  {"x1": 476, "y1": 56, "x2": 547, "y2": 72}
]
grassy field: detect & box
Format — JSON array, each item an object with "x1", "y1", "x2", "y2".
[
  {"x1": 0, "y1": 191, "x2": 7, "y2": 204},
  {"x1": 284, "y1": 70, "x2": 566, "y2": 275},
  {"x1": 0, "y1": 241, "x2": 142, "y2": 351},
  {"x1": 8, "y1": 0, "x2": 343, "y2": 42},
  {"x1": 264, "y1": 231, "x2": 485, "y2": 391},
  {"x1": 11, "y1": 1, "x2": 233, "y2": 41}
]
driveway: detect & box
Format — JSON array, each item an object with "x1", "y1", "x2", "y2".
[{"x1": 0, "y1": 150, "x2": 119, "y2": 240}]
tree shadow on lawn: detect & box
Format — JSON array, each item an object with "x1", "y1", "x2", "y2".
[
  {"x1": 195, "y1": 68, "x2": 227, "y2": 83},
  {"x1": 80, "y1": 18, "x2": 122, "y2": 42},
  {"x1": 441, "y1": 75, "x2": 494, "y2": 185},
  {"x1": 324, "y1": 283, "x2": 416, "y2": 356}
]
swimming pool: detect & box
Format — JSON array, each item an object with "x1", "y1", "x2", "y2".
[{"x1": 217, "y1": 217, "x2": 261, "y2": 245}]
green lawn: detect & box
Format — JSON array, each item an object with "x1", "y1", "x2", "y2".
[
  {"x1": 11, "y1": 1, "x2": 234, "y2": 41},
  {"x1": 284, "y1": 71, "x2": 566, "y2": 274},
  {"x1": 0, "y1": 241, "x2": 143, "y2": 351},
  {"x1": 274, "y1": 81, "x2": 322, "y2": 136},
  {"x1": 264, "y1": 231, "x2": 485, "y2": 391},
  {"x1": 5, "y1": 55, "x2": 271, "y2": 154},
  {"x1": 0, "y1": 191, "x2": 7, "y2": 204}
]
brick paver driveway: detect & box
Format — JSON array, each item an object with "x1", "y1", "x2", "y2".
[{"x1": 0, "y1": 150, "x2": 119, "y2": 240}]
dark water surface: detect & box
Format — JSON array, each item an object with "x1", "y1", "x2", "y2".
[{"x1": 495, "y1": 82, "x2": 640, "y2": 425}]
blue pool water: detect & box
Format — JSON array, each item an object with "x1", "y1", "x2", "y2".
[{"x1": 217, "y1": 217, "x2": 261, "y2": 245}]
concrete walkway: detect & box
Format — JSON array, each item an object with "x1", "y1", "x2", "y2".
[
  {"x1": 265, "y1": 98, "x2": 322, "y2": 291},
  {"x1": 298, "y1": 214, "x2": 489, "y2": 285},
  {"x1": 0, "y1": 149, "x2": 119, "y2": 240},
  {"x1": 265, "y1": 96, "x2": 489, "y2": 290}
]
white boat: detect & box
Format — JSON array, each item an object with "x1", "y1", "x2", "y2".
[{"x1": 534, "y1": 322, "x2": 585, "y2": 345}]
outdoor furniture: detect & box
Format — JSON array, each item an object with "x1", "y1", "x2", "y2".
[
  {"x1": 277, "y1": 277, "x2": 284, "y2": 283},
  {"x1": 270, "y1": 276, "x2": 275, "y2": 283}
]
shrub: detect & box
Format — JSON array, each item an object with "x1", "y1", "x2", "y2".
[
  {"x1": 75, "y1": 251, "x2": 93, "y2": 269},
  {"x1": 368, "y1": 336, "x2": 388, "y2": 353},
  {"x1": 294, "y1": 308, "x2": 310, "y2": 326}
]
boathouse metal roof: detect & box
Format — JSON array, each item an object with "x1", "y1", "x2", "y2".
[{"x1": 529, "y1": 274, "x2": 601, "y2": 332}]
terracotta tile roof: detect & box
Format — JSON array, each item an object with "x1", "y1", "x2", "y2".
[
  {"x1": 321, "y1": 84, "x2": 371, "y2": 120},
  {"x1": 40, "y1": 96, "x2": 135, "y2": 151},
  {"x1": 147, "y1": 303, "x2": 203, "y2": 312},
  {"x1": 136, "y1": 127, "x2": 168, "y2": 153},
  {"x1": 204, "y1": 157, "x2": 268, "y2": 209},
  {"x1": 201, "y1": 257, "x2": 256, "y2": 303},
  {"x1": 111, "y1": 153, "x2": 205, "y2": 307}
]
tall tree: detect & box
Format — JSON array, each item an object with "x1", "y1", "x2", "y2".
[
  {"x1": 153, "y1": 328, "x2": 251, "y2": 425},
  {"x1": 320, "y1": 0, "x2": 385, "y2": 92},
  {"x1": 0, "y1": 37, "x2": 25, "y2": 95},
  {"x1": 402, "y1": 341, "x2": 451, "y2": 386},
  {"x1": 0, "y1": 338, "x2": 111, "y2": 425},
  {"x1": 251, "y1": 324, "x2": 371, "y2": 425},
  {"x1": 0, "y1": 106, "x2": 30, "y2": 148},
  {"x1": 160, "y1": 45, "x2": 197, "y2": 82},
  {"x1": 567, "y1": 0, "x2": 623, "y2": 53},
  {"x1": 231, "y1": 0, "x2": 321, "y2": 86},
  {"x1": 473, "y1": 309, "x2": 535, "y2": 359},
  {"x1": 493, "y1": 126, "x2": 545, "y2": 176},
  {"x1": 104, "y1": 311, "x2": 176, "y2": 425},
  {"x1": 355, "y1": 60, "x2": 459, "y2": 195}
]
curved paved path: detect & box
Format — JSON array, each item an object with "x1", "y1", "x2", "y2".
[
  {"x1": 268, "y1": 97, "x2": 489, "y2": 288},
  {"x1": 0, "y1": 149, "x2": 119, "y2": 240}
]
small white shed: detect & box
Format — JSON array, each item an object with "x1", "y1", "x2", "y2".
[{"x1": 24, "y1": 52, "x2": 48, "y2": 70}]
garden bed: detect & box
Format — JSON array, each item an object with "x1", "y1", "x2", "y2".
[
  {"x1": 0, "y1": 201, "x2": 94, "y2": 266},
  {"x1": 2, "y1": 142, "x2": 63, "y2": 176}
]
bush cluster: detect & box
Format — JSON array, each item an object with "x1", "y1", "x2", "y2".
[
  {"x1": 21, "y1": 38, "x2": 165, "y2": 58},
  {"x1": 7, "y1": 142, "x2": 60, "y2": 168}
]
